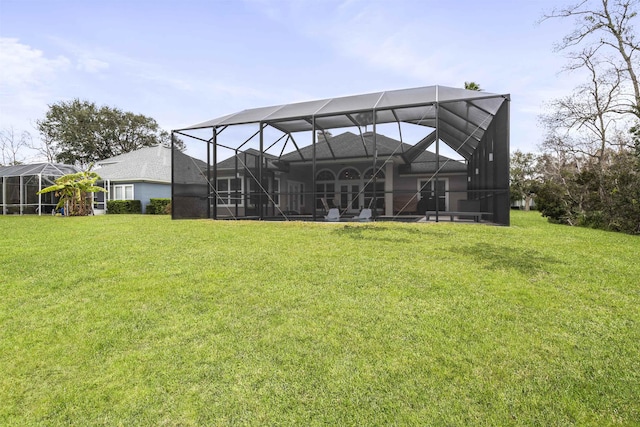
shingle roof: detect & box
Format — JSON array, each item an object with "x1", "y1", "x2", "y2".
[
  {"x1": 95, "y1": 145, "x2": 172, "y2": 182},
  {"x1": 216, "y1": 148, "x2": 280, "y2": 171},
  {"x1": 399, "y1": 150, "x2": 467, "y2": 174},
  {"x1": 280, "y1": 132, "x2": 409, "y2": 161},
  {"x1": 283, "y1": 131, "x2": 466, "y2": 173},
  {"x1": 216, "y1": 132, "x2": 466, "y2": 174}
]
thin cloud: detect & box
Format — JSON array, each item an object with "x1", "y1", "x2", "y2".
[
  {"x1": 0, "y1": 37, "x2": 70, "y2": 88},
  {"x1": 77, "y1": 57, "x2": 109, "y2": 73},
  {"x1": 0, "y1": 38, "x2": 72, "y2": 130}
]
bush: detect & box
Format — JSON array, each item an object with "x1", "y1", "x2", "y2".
[
  {"x1": 107, "y1": 200, "x2": 142, "y2": 214},
  {"x1": 146, "y1": 198, "x2": 171, "y2": 215},
  {"x1": 536, "y1": 150, "x2": 640, "y2": 234},
  {"x1": 535, "y1": 180, "x2": 575, "y2": 225}
]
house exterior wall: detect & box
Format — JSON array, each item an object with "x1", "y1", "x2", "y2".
[
  {"x1": 134, "y1": 182, "x2": 171, "y2": 213},
  {"x1": 213, "y1": 163, "x2": 468, "y2": 218},
  {"x1": 391, "y1": 172, "x2": 466, "y2": 215},
  {"x1": 107, "y1": 181, "x2": 170, "y2": 213}
]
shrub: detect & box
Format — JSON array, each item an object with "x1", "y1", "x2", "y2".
[
  {"x1": 146, "y1": 198, "x2": 171, "y2": 215},
  {"x1": 535, "y1": 180, "x2": 575, "y2": 225},
  {"x1": 107, "y1": 200, "x2": 142, "y2": 214}
]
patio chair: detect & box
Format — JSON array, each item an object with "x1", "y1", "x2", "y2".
[
  {"x1": 325, "y1": 208, "x2": 340, "y2": 222},
  {"x1": 353, "y1": 208, "x2": 372, "y2": 222}
]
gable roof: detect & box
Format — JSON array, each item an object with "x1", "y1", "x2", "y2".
[
  {"x1": 95, "y1": 145, "x2": 172, "y2": 183},
  {"x1": 280, "y1": 132, "x2": 409, "y2": 161},
  {"x1": 216, "y1": 132, "x2": 466, "y2": 174},
  {"x1": 284, "y1": 131, "x2": 466, "y2": 173},
  {"x1": 216, "y1": 148, "x2": 280, "y2": 171},
  {"x1": 399, "y1": 150, "x2": 467, "y2": 174}
]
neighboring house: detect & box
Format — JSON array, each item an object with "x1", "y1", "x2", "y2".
[
  {"x1": 95, "y1": 145, "x2": 172, "y2": 213},
  {"x1": 0, "y1": 162, "x2": 80, "y2": 215},
  {"x1": 213, "y1": 131, "x2": 468, "y2": 218}
]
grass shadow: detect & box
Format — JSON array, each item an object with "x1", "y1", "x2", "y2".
[
  {"x1": 332, "y1": 224, "x2": 410, "y2": 242},
  {"x1": 452, "y1": 242, "x2": 562, "y2": 275},
  {"x1": 332, "y1": 223, "x2": 456, "y2": 242}
]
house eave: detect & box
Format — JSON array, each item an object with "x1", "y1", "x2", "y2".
[{"x1": 99, "y1": 178, "x2": 170, "y2": 184}]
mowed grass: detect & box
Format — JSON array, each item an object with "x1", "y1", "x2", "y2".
[{"x1": 1, "y1": 212, "x2": 638, "y2": 426}]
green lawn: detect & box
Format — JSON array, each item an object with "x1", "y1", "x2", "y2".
[{"x1": 1, "y1": 212, "x2": 638, "y2": 426}]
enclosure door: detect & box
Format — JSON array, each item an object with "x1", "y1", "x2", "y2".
[
  {"x1": 419, "y1": 179, "x2": 447, "y2": 211},
  {"x1": 340, "y1": 184, "x2": 361, "y2": 213}
]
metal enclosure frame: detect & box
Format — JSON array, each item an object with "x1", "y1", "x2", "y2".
[
  {"x1": 0, "y1": 163, "x2": 80, "y2": 215},
  {"x1": 171, "y1": 85, "x2": 510, "y2": 225}
]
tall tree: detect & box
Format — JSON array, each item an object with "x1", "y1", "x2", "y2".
[
  {"x1": 36, "y1": 99, "x2": 172, "y2": 166},
  {"x1": 540, "y1": 48, "x2": 629, "y2": 165},
  {"x1": 542, "y1": 0, "x2": 640, "y2": 117},
  {"x1": 535, "y1": 0, "x2": 640, "y2": 233}
]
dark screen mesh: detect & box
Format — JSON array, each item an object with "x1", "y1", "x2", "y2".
[{"x1": 172, "y1": 142, "x2": 209, "y2": 219}]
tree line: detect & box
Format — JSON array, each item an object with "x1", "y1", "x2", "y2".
[
  {"x1": 1, "y1": 99, "x2": 178, "y2": 167},
  {"x1": 511, "y1": 0, "x2": 640, "y2": 235}
]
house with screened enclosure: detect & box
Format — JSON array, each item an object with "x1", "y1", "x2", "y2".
[{"x1": 171, "y1": 85, "x2": 510, "y2": 224}]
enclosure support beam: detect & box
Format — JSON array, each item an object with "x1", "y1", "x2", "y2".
[
  {"x1": 213, "y1": 128, "x2": 218, "y2": 219},
  {"x1": 207, "y1": 131, "x2": 211, "y2": 220},
  {"x1": 259, "y1": 123, "x2": 264, "y2": 220},
  {"x1": 1, "y1": 177, "x2": 5, "y2": 215},
  {"x1": 435, "y1": 97, "x2": 440, "y2": 223},
  {"x1": 170, "y1": 133, "x2": 175, "y2": 219},
  {"x1": 372, "y1": 111, "x2": 377, "y2": 217},
  {"x1": 384, "y1": 161, "x2": 393, "y2": 216},
  {"x1": 312, "y1": 116, "x2": 317, "y2": 221},
  {"x1": 38, "y1": 173, "x2": 42, "y2": 216},
  {"x1": 234, "y1": 150, "x2": 239, "y2": 218},
  {"x1": 288, "y1": 134, "x2": 306, "y2": 161},
  {"x1": 20, "y1": 175, "x2": 23, "y2": 215}
]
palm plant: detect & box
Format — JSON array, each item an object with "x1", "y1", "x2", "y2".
[{"x1": 37, "y1": 167, "x2": 107, "y2": 216}]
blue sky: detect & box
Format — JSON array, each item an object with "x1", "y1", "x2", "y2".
[{"x1": 1, "y1": 0, "x2": 578, "y2": 160}]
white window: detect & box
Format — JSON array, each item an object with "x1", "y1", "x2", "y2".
[
  {"x1": 316, "y1": 169, "x2": 336, "y2": 209},
  {"x1": 112, "y1": 184, "x2": 134, "y2": 200},
  {"x1": 244, "y1": 177, "x2": 279, "y2": 207},
  {"x1": 217, "y1": 177, "x2": 243, "y2": 207}
]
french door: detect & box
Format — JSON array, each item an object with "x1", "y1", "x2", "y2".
[
  {"x1": 419, "y1": 179, "x2": 447, "y2": 211},
  {"x1": 340, "y1": 184, "x2": 361, "y2": 213}
]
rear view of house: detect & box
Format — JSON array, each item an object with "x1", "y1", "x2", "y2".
[{"x1": 171, "y1": 85, "x2": 510, "y2": 224}]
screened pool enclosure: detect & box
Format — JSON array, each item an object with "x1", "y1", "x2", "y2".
[
  {"x1": 0, "y1": 163, "x2": 80, "y2": 215},
  {"x1": 171, "y1": 85, "x2": 510, "y2": 225}
]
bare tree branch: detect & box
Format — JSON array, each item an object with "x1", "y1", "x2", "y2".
[
  {"x1": 0, "y1": 127, "x2": 31, "y2": 165},
  {"x1": 542, "y1": 0, "x2": 640, "y2": 113}
]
